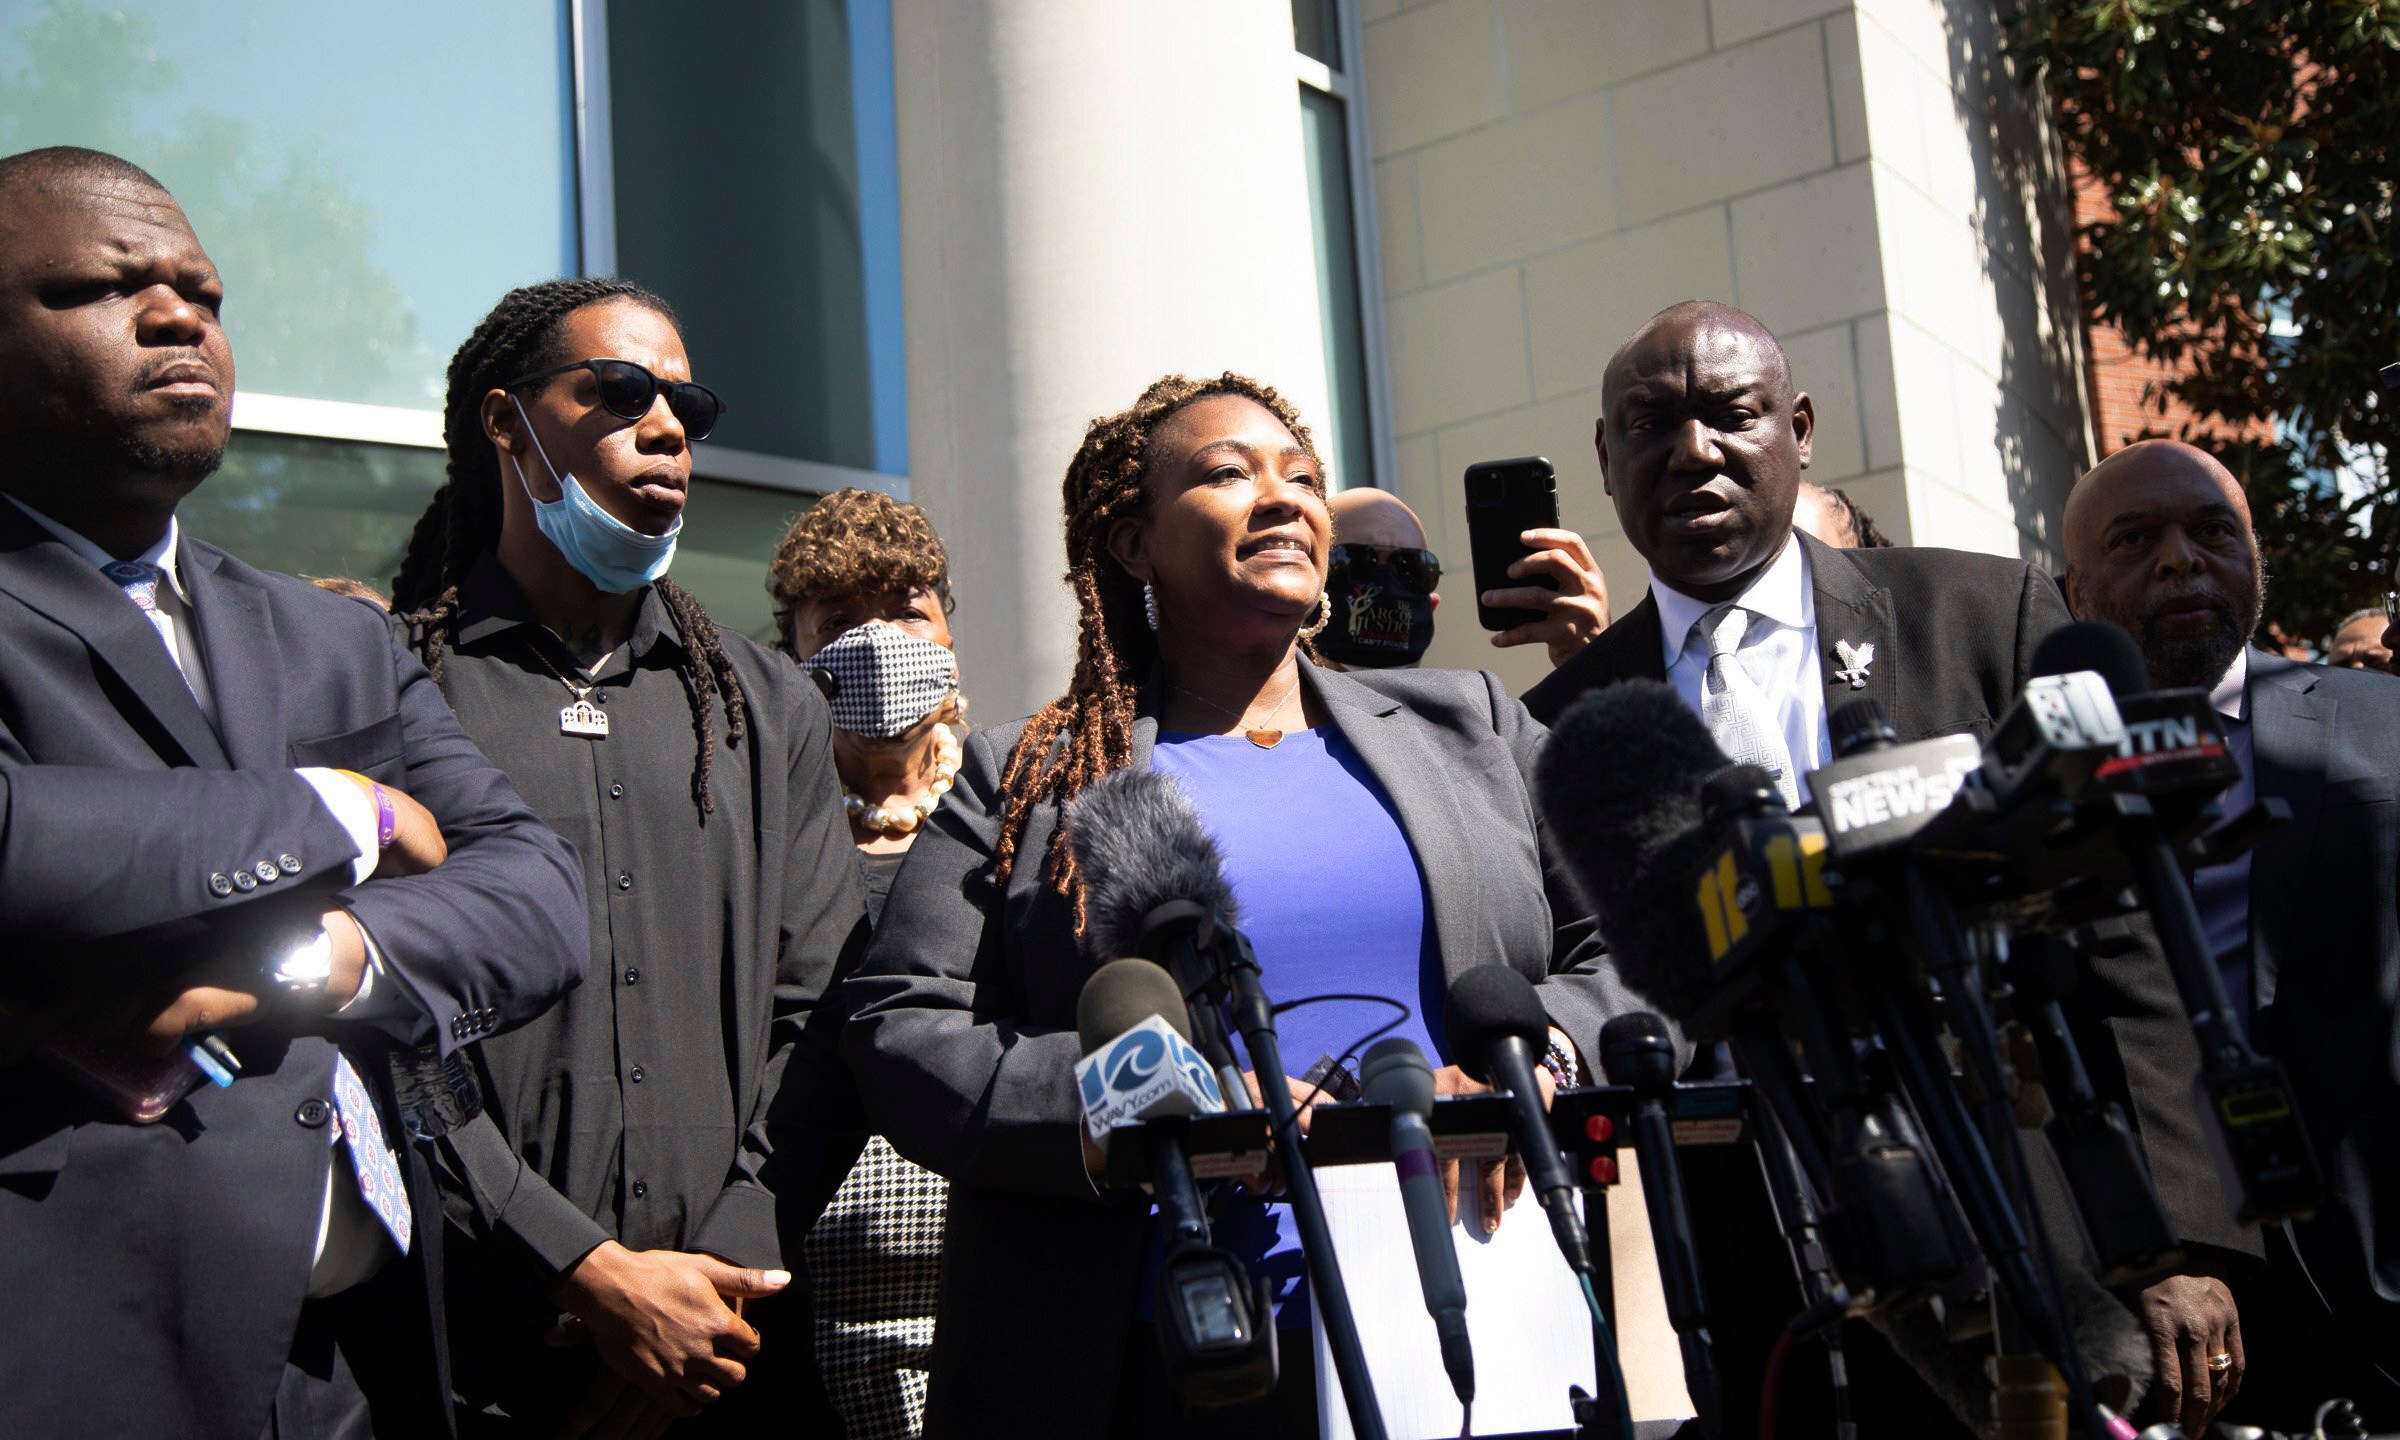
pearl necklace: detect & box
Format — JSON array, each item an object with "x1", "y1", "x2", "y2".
[{"x1": 843, "y1": 724, "x2": 963, "y2": 835}]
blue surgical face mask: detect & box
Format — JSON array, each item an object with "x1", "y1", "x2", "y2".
[{"x1": 509, "y1": 396, "x2": 681, "y2": 594}]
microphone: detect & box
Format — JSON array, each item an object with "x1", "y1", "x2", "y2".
[
  {"x1": 1067, "y1": 767, "x2": 1389, "y2": 1440},
  {"x1": 1442, "y1": 966, "x2": 1590, "y2": 1276},
  {"x1": 1075, "y1": 957, "x2": 1227, "y2": 1148},
  {"x1": 1358, "y1": 1037, "x2": 1474, "y2": 1411},
  {"x1": 2046, "y1": 622, "x2": 2323, "y2": 1225},
  {"x1": 1073, "y1": 768, "x2": 1248, "y2": 1107},
  {"x1": 1075, "y1": 959, "x2": 1275, "y2": 1406},
  {"x1": 1599, "y1": 1013, "x2": 1721, "y2": 1437}
]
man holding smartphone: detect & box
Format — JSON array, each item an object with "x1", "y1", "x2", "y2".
[{"x1": 1320, "y1": 485, "x2": 1609, "y2": 670}]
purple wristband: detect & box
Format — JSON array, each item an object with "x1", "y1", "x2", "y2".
[{"x1": 371, "y1": 783, "x2": 395, "y2": 850}]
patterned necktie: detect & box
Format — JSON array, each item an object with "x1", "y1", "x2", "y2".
[
  {"x1": 331, "y1": 1053, "x2": 413, "y2": 1253},
  {"x1": 105, "y1": 562, "x2": 410, "y2": 1254},
  {"x1": 1696, "y1": 603, "x2": 1799, "y2": 809}
]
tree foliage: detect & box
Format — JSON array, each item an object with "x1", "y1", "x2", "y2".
[{"x1": 2004, "y1": 0, "x2": 2400, "y2": 640}]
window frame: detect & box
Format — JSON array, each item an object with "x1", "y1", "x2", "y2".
[
  {"x1": 219, "y1": 0, "x2": 907, "y2": 503},
  {"x1": 1294, "y1": 0, "x2": 1398, "y2": 494}
]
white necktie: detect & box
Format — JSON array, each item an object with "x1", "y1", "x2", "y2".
[{"x1": 1696, "y1": 604, "x2": 1798, "y2": 809}]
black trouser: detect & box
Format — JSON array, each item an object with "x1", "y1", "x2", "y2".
[
  {"x1": 266, "y1": 1264, "x2": 443, "y2": 1440},
  {"x1": 2215, "y1": 1228, "x2": 2400, "y2": 1432}
]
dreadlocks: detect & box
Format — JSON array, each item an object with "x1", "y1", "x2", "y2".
[
  {"x1": 390, "y1": 277, "x2": 747, "y2": 817},
  {"x1": 992, "y1": 372, "x2": 1318, "y2": 926}
]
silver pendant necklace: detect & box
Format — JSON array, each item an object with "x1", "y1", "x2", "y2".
[{"x1": 530, "y1": 644, "x2": 611, "y2": 739}]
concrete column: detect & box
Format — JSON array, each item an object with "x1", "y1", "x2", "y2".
[{"x1": 892, "y1": 0, "x2": 1333, "y2": 726}]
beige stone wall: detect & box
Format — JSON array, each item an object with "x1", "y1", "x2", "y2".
[{"x1": 1360, "y1": 0, "x2": 2090, "y2": 695}]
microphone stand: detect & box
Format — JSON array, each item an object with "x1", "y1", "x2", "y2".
[{"x1": 1188, "y1": 911, "x2": 1389, "y2": 1440}]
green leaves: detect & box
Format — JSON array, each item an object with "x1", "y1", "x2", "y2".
[{"x1": 2006, "y1": 0, "x2": 2400, "y2": 643}]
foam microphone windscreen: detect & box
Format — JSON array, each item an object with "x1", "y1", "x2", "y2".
[
  {"x1": 1598, "y1": 1012, "x2": 1679, "y2": 1093},
  {"x1": 1075, "y1": 957, "x2": 1195, "y2": 1056},
  {"x1": 1534, "y1": 680, "x2": 1733, "y2": 1028},
  {"x1": 1442, "y1": 965, "x2": 1552, "y2": 1086},
  {"x1": 1067, "y1": 768, "x2": 1242, "y2": 964},
  {"x1": 2030, "y1": 619, "x2": 2148, "y2": 696}
]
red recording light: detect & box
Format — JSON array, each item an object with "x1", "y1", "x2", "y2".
[
  {"x1": 1588, "y1": 1155, "x2": 1619, "y2": 1185},
  {"x1": 1584, "y1": 1114, "x2": 1614, "y2": 1142}
]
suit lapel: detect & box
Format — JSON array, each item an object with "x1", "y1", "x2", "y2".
[
  {"x1": 1803, "y1": 533, "x2": 1900, "y2": 733},
  {"x1": 1300, "y1": 664, "x2": 1487, "y2": 980},
  {"x1": 0, "y1": 504, "x2": 228, "y2": 768},
  {"x1": 1596, "y1": 592, "x2": 1668, "y2": 684},
  {"x1": 183, "y1": 545, "x2": 287, "y2": 770},
  {"x1": 2243, "y1": 648, "x2": 2326, "y2": 1013}
]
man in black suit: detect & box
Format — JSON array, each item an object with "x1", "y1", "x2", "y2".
[
  {"x1": 2065, "y1": 438, "x2": 2400, "y2": 1431},
  {"x1": 1523, "y1": 301, "x2": 2235, "y2": 1435},
  {"x1": 0, "y1": 147, "x2": 587, "y2": 1438}
]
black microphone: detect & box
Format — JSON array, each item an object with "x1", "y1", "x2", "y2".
[
  {"x1": 1075, "y1": 960, "x2": 1275, "y2": 1407},
  {"x1": 2045, "y1": 622, "x2": 2323, "y2": 1225},
  {"x1": 1443, "y1": 966, "x2": 1589, "y2": 1275},
  {"x1": 1067, "y1": 767, "x2": 1389, "y2": 1440},
  {"x1": 1599, "y1": 1013, "x2": 1721, "y2": 1438},
  {"x1": 1073, "y1": 768, "x2": 1249, "y2": 1106},
  {"x1": 1358, "y1": 1037, "x2": 1474, "y2": 1412}
]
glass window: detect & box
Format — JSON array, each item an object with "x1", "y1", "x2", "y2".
[
  {"x1": 607, "y1": 0, "x2": 906, "y2": 476},
  {"x1": 0, "y1": 0, "x2": 578, "y2": 411},
  {"x1": 182, "y1": 433, "x2": 809, "y2": 646},
  {"x1": 1292, "y1": 0, "x2": 1342, "y2": 69},
  {"x1": 1300, "y1": 87, "x2": 1375, "y2": 491}
]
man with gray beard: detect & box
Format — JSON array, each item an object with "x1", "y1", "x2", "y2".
[{"x1": 2064, "y1": 439, "x2": 2400, "y2": 1432}]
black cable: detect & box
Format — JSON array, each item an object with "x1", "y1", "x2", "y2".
[{"x1": 1267, "y1": 992, "x2": 1413, "y2": 1114}]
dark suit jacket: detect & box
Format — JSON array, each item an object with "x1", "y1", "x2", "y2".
[
  {"x1": 839, "y1": 662, "x2": 1656, "y2": 1438},
  {"x1": 0, "y1": 500, "x2": 588, "y2": 1440},
  {"x1": 2244, "y1": 649, "x2": 2400, "y2": 1360}
]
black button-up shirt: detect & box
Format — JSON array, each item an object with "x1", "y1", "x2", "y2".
[{"x1": 421, "y1": 559, "x2": 866, "y2": 1413}]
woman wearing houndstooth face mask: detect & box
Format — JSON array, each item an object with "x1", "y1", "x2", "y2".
[{"x1": 767, "y1": 486, "x2": 967, "y2": 1440}]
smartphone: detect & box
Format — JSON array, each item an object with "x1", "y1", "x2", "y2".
[{"x1": 1464, "y1": 456, "x2": 1561, "y2": 631}]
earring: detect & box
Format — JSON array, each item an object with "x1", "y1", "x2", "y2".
[
  {"x1": 1143, "y1": 582, "x2": 1160, "y2": 632},
  {"x1": 1297, "y1": 590, "x2": 1333, "y2": 641}
]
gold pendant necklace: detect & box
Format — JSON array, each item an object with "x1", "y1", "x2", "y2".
[{"x1": 1175, "y1": 672, "x2": 1301, "y2": 749}]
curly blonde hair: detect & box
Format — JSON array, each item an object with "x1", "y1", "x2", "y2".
[
  {"x1": 994, "y1": 371, "x2": 1317, "y2": 924},
  {"x1": 768, "y1": 487, "x2": 955, "y2": 656}
]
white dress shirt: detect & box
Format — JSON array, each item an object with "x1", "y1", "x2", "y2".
[
  {"x1": 4, "y1": 495, "x2": 404, "y2": 1293},
  {"x1": 1652, "y1": 533, "x2": 1833, "y2": 801}
]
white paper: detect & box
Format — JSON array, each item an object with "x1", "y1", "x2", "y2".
[{"x1": 1310, "y1": 1163, "x2": 1597, "y2": 1440}]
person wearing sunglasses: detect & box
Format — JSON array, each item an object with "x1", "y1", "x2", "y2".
[
  {"x1": 389, "y1": 278, "x2": 869, "y2": 1438},
  {"x1": 1319, "y1": 486, "x2": 1609, "y2": 670}
]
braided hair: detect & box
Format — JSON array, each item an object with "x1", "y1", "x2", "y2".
[
  {"x1": 992, "y1": 372, "x2": 1318, "y2": 925},
  {"x1": 391, "y1": 277, "x2": 747, "y2": 817}
]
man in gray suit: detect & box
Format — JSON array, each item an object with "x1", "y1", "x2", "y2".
[{"x1": 2065, "y1": 438, "x2": 2400, "y2": 1432}]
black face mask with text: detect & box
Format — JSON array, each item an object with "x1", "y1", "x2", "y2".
[{"x1": 1315, "y1": 565, "x2": 1435, "y2": 668}]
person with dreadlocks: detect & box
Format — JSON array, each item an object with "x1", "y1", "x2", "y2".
[
  {"x1": 839, "y1": 372, "x2": 1661, "y2": 1438},
  {"x1": 387, "y1": 278, "x2": 867, "y2": 1437}
]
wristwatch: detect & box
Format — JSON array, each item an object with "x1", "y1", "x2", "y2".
[{"x1": 266, "y1": 925, "x2": 336, "y2": 1009}]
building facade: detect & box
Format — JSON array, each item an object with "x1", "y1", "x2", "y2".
[{"x1": 4, "y1": 0, "x2": 2095, "y2": 723}]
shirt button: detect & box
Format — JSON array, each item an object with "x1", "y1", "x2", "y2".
[
  {"x1": 624, "y1": 968, "x2": 640, "y2": 986},
  {"x1": 630, "y1": 1180, "x2": 648, "y2": 1199},
  {"x1": 295, "y1": 1099, "x2": 330, "y2": 1128},
  {"x1": 629, "y1": 1065, "x2": 645, "y2": 1083},
  {"x1": 616, "y1": 872, "x2": 633, "y2": 891},
  {"x1": 609, "y1": 782, "x2": 625, "y2": 799}
]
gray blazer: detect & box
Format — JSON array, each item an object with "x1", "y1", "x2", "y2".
[{"x1": 839, "y1": 661, "x2": 1655, "y2": 1437}]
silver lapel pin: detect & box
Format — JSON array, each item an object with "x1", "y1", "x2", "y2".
[{"x1": 1832, "y1": 638, "x2": 1875, "y2": 690}]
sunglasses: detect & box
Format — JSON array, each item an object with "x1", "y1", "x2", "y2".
[
  {"x1": 1328, "y1": 542, "x2": 1442, "y2": 595},
  {"x1": 505, "y1": 358, "x2": 726, "y2": 440}
]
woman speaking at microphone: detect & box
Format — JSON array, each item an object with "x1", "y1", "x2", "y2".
[{"x1": 840, "y1": 373, "x2": 1655, "y2": 1439}]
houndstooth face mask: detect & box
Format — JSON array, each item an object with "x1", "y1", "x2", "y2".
[{"x1": 808, "y1": 623, "x2": 958, "y2": 738}]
